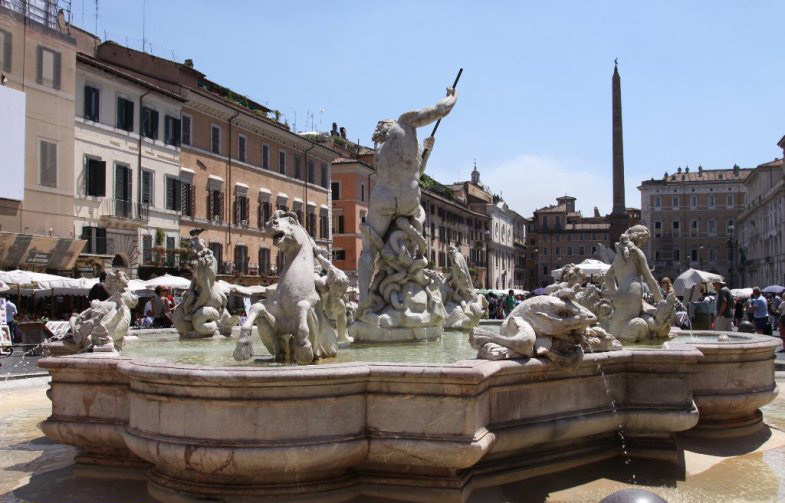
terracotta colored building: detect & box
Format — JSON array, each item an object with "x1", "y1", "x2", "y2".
[
  {"x1": 92, "y1": 42, "x2": 338, "y2": 283},
  {"x1": 330, "y1": 156, "x2": 374, "y2": 285}
]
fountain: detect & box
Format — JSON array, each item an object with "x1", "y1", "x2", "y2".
[{"x1": 34, "y1": 86, "x2": 779, "y2": 503}]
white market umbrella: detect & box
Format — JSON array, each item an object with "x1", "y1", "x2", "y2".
[
  {"x1": 730, "y1": 288, "x2": 754, "y2": 299},
  {"x1": 144, "y1": 274, "x2": 191, "y2": 290},
  {"x1": 673, "y1": 268, "x2": 724, "y2": 302},
  {"x1": 0, "y1": 280, "x2": 9, "y2": 293},
  {"x1": 551, "y1": 259, "x2": 612, "y2": 281}
]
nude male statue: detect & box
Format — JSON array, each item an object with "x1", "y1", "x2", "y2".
[{"x1": 358, "y1": 87, "x2": 457, "y2": 304}]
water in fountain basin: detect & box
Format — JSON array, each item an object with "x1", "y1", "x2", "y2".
[{"x1": 122, "y1": 328, "x2": 479, "y2": 366}]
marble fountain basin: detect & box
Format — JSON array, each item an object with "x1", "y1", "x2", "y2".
[{"x1": 37, "y1": 331, "x2": 778, "y2": 503}]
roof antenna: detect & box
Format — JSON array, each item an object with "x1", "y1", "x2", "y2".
[
  {"x1": 94, "y1": 0, "x2": 98, "y2": 36},
  {"x1": 141, "y1": 0, "x2": 147, "y2": 53}
]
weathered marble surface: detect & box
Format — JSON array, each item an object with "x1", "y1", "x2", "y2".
[
  {"x1": 603, "y1": 225, "x2": 675, "y2": 342},
  {"x1": 351, "y1": 88, "x2": 457, "y2": 342},
  {"x1": 60, "y1": 270, "x2": 137, "y2": 353},
  {"x1": 233, "y1": 210, "x2": 338, "y2": 364},
  {"x1": 442, "y1": 246, "x2": 487, "y2": 331},
  {"x1": 37, "y1": 332, "x2": 779, "y2": 503},
  {"x1": 172, "y1": 230, "x2": 236, "y2": 338}
]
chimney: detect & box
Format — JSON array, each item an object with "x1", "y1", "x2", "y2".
[
  {"x1": 733, "y1": 164, "x2": 740, "y2": 176},
  {"x1": 593, "y1": 207, "x2": 601, "y2": 217},
  {"x1": 331, "y1": 123, "x2": 338, "y2": 137},
  {"x1": 339, "y1": 127, "x2": 346, "y2": 139},
  {"x1": 698, "y1": 165, "x2": 703, "y2": 175}
]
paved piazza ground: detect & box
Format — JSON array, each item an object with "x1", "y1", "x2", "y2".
[{"x1": 2, "y1": 374, "x2": 785, "y2": 503}]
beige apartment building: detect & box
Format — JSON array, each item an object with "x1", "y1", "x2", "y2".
[
  {"x1": 639, "y1": 165, "x2": 753, "y2": 286},
  {"x1": 0, "y1": 2, "x2": 85, "y2": 271},
  {"x1": 89, "y1": 42, "x2": 337, "y2": 283},
  {"x1": 736, "y1": 153, "x2": 785, "y2": 288}
]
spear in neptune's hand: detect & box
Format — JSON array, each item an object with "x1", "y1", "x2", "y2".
[{"x1": 422, "y1": 68, "x2": 463, "y2": 160}]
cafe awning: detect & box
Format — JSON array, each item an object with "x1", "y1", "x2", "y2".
[{"x1": 0, "y1": 232, "x2": 86, "y2": 270}]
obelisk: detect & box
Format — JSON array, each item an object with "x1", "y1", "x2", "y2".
[{"x1": 609, "y1": 60, "x2": 630, "y2": 247}]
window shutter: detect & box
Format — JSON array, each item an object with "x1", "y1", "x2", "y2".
[
  {"x1": 233, "y1": 197, "x2": 239, "y2": 224},
  {"x1": 217, "y1": 192, "x2": 224, "y2": 221},
  {"x1": 207, "y1": 191, "x2": 213, "y2": 219},
  {"x1": 36, "y1": 46, "x2": 42, "y2": 84},
  {"x1": 95, "y1": 160, "x2": 106, "y2": 197},
  {"x1": 96, "y1": 227, "x2": 107, "y2": 254},
  {"x1": 53, "y1": 51, "x2": 61, "y2": 90},
  {"x1": 166, "y1": 177, "x2": 174, "y2": 210},
  {"x1": 173, "y1": 119, "x2": 181, "y2": 146},
  {"x1": 2, "y1": 30, "x2": 11, "y2": 72},
  {"x1": 83, "y1": 87, "x2": 91, "y2": 119},
  {"x1": 141, "y1": 171, "x2": 151, "y2": 205},
  {"x1": 126, "y1": 100, "x2": 134, "y2": 131},
  {"x1": 257, "y1": 202, "x2": 262, "y2": 228},
  {"x1": 180, "y1": 182, "x2": 188, "y2": 214},
  {"x1": 93, "y1": 88, "x2": 99, "y2": 120},
  {"x1": 189, "y1": 183, "x2": 196, "y2": 216}
]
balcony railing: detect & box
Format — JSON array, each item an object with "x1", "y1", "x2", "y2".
[
  {"x1": 141, "y1": 248, "x2": 181, "y2": 268},
  {"x1": 100, "y1": 199, "x2": 149, "y2": 222}
]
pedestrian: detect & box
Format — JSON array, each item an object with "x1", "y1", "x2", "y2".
[
  {"x1": 503, "y1": 289, "x2": 516, "y2": 317},
  {"x1": 487, "y1": 294, "x2": 498, "y2": 320},
  {"x1": 88, "y1": 272, "x2": 110, "y2": 302},
  {"x1": 771, "y1": 293, "x2": 782, "y2": 336},
  {"x1": 660, "y1": 277, "x2": 672, "y2": 298},
  {"x1": 712, "y1": 281, "x2": 734, "y2": 332},
  {"x1": 733, "y1": 297, "x2": 744, "y2": 327},
  {"x1": 150, "y1": 286, "x2": 172, "y2": 328},
  {"x1": 0, "y1": 295, "x2": 19, "y2": 343},
  {"x1": 750, "y1": 287, "x2": 769, "y2": 335},
  {"x1": 778, "y1": 292, "x2": 785, "y2": 352}
]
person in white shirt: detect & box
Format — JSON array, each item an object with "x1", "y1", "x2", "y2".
[{"x1": 1, "y1": 296, "x2": 18, "y2": 342}]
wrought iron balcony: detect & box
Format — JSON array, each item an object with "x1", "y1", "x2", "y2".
[{"x1": 100, "y1": 199, "x2": 149, "y2": 224}]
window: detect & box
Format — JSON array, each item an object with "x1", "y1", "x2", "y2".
[
  {"x1": 262, "y1": 144, "x2": 270, "y2": 169},
  {"x1": 543, "y1": 265, "x2": 549, "y2": 275},
  {"x1": 142, "y1": 107, "x2": 159, "y2": 139},
  {"x1": 320, "y1": 163, "x2": 328, "y2": 188},
  {"x1": 690, "y1": 249, "x2": 698, "y2": 262},
  {"x1": 690, "y1": 194, "x2": 697, "y2": 208},
  {"x1": 579, "y1": 246, "x2": 585, "y2": 255},
  {"x1": 84, "y1": 86, "x2": 100, "y2": 121},
  {"x1": 333, "y1": 250, "x2": 346, "y2": 261},
  {"x1": 672, "y1": 220, "x2": 680, "y2": 233},
  {"x1": 654, "y1": 221, "x2": 662, "y2": 237},
  {"x1": 116, "y1": 97, "x2": 134, "y2": 132},
  {"x1": 361, "y1": 211, "x2": 367, "y2": 223},
  {"x1": 332, "y1": 213, "x2": 345, "y2": 234},
  {"x1": 235, "y1": 195, "x2": 249, "y2": 225},
  {"x1": 654, "y1": 197, "x2": 661, "y2": 208},
  {"x1": 209, "y1": 242, "x2": 223, "y2": 266},
  {"x1": 115, "y1": 164, "x2": 132, "y2": 216},
  {"x1": 690, "y1": 220, "x2": 698, "y2": 236},
  {"x1": 166, "y1": 177, "x2": 182, "y2": 211},
  {"x1": 674, "y1": 249, "x2": 681, "y2": 261},
  {"x1": 142, "y1": 235, "x2": 152, "y2": 264},
  {"x1": 238, "y1": 135, "x2": 247, "y2": 163},
  {"x1": 141, "y1": 170, "x2": 153, "y2": 206},
  {"x1": 36, "y1": 46, "x2": 61, "y2": 89},
  {"x1": 0, "y1": 29, "x2": 11, "y2": 72},
  {"x1": 181, "y1": 115, "x2": 191, "y2": 145},
  {"x1": 708, "y1": 219, "x2": 717, "y2": 236},
  {"x1": 166, "y1": 236, "x2": 176, "y2": 251},
  {"x1": 708, "y1": 194, "x2": 715, "y2": 208},
  {"x1": 81, "y1": 226, "x2": 107, "y2": 254},
  {"x1": 85, "y1": 158, "x2": 106, "y2": 197},
  {"x1": 211, "y1": 125, "x2": 221, "y2": 154},
  {"x1": 307, "y1": 212, "x2": 316, "y2": 237},
  {"x1": 542, "y1": 247, "x2": 548, "y2": 256},
  {"x1": 672, "y1": 196, "x2": 679, "y2": 208},
  {"x1": 259, "y1": 247, "x2": 271, "y2": 275},
  {"x1": 331, "y1": 182, "x2": 340, "y2": 200},
  {"x1": 260, "y1": 201, "x2": 271, "y2": 227},
  {"x1": 39, "y1": 140, "x2": 57, "y2": 188},
  {"x1": 709, "y1": 247, "x2": 717, "y2": 262},
  {"x1": 294, "y1": 155, "x2": 301, "y2": 179},
  {"x1": 207, "y1": 189, "x2": 224, "y2": 221},
  {"x1": 307, "y1": 160, "x2": 315, "y2": 183},
  {"x1": 361, "y1": 183, "x2": 365, "y2": 202},
  {"x1": 555, "y1": 247, "x2": 561, "y2": 256},
  {"x1": 164, "y1": 116, "x2": 181, "y2": 146},
  {"x1": 181, "y1": 181, "x2": 193, "y2": 216},
  {"x1": 726, "y1": 193, "x2": 733, "y2": 208},
  {"x1": 234, "y1": 245, "x2": 248, "y2": 274},
  {"x1": 279, "y1": 150, "x2": 286, "y2": 175}
]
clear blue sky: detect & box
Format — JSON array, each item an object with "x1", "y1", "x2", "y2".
[{"x1": 76, "y1": 1, "x2": 785, "y2": 217}]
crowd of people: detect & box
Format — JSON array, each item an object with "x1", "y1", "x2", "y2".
[{"x1": 485, "y1": 290, "x2": 528, "y2": 320}]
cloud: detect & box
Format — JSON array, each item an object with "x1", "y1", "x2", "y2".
[{"x1": 477, "y1": 153, "x2": 630, "y2": 218}]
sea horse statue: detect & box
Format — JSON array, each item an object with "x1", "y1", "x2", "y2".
[{"x1": 233, "y1": 211, "x2": 338, "y2": 364}]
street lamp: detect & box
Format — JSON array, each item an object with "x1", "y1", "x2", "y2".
[
  {"x1": 699, "y1": 244, "x2": 704, "y2": 271},
  {"x1": 485, "y1": 230, "x2": 491, "y2": 289}
]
